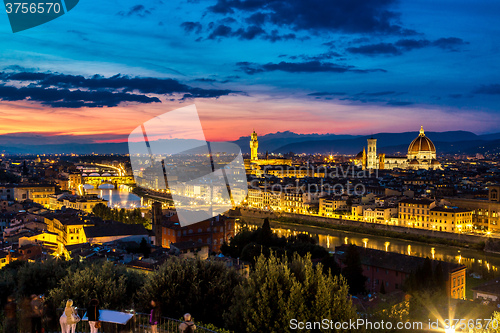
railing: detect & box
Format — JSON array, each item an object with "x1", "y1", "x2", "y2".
[{"x1": 34, "y1": 309, "x2": 219, "y2": 333}]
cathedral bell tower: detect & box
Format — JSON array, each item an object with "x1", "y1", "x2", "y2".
[{"x1": 367, "y1": 138, "x2": 378, "y2": 170}]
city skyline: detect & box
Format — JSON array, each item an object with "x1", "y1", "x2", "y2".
[{"x1": 0, "y1": 0, "x2": 498, "y2": 144}]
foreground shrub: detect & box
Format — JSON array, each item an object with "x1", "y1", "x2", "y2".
[
  {"x1": 135, "y1": 257, "x2": 242, "y2": 328},
  {"x1": 48, "y1": 261, "x2": 144, "y2": 310},
  {"x1": 225, "y1": 253, "x2": 358, "y2": 332}
]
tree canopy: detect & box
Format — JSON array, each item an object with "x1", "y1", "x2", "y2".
[
  {"x1": 135, "y1": 257, "x2": 242, "y2": 328},
  {"x1": 92, "y1": 203, "x2": 150, "y2": 229},
  {"x1": 225, "y1": 253, "x2": 358, "y2": 333}
]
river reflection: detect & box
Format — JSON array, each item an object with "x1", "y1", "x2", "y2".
[
  {"x1": 87, "y1": 188, "x2": 142, "y2": 209},
  {"x1": 236, "y1": 222, "x2": 500, "y2": 277}
]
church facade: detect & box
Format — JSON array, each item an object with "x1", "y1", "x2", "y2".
[{"x1": 355, "y1": 126, "x2": 442, "y2": 170}]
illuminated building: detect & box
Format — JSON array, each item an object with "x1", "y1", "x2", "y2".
[
  {"x1": 429, "y1": 207, "x2": 473, "y2": 232},
  {"x1": 355, "y1": 126, "x2": 442, "y2": 170},
  {"x1": 244, "y1": 130, "x2": 292, "y2": 174},
  {"x1": 0, "y1": 251, "x2": 13, "y2": 269},
  {"x1": 282, "y1": 189, "x2": 319, "y2": 214},
  {"x1": 19, "y1": 230, "x2": 58, "y2": 252},
  {"x1": 319, "y1": 196, "x2": 349, "y2": 216},
  {"x1": 366, "y1": 138, "x2": 378, "y2": 170},
  {"x1": 363, "y1": 207, "x2": 397, "y2": 223},
  {"x1": 262, "y1": 190, "x2": 283, "y2": 211},
  {"x1": 44, "y1": 210, "x2": 99, "y2": 252},
  {"x1": 247, "y1": 188, "x2": 264, "y2": 209},
  {"x1": 152, "y1": 203, "x2": 235, "y2": 253},
  {"x1": 446, "y1": 185, "x2": 500, "y2": 232},
  {"x1": 0, "y1": 184, "x2": 56, "y2": 207},
  {"x1": 68, "y1": 173, "x2": 83, "y2": 190},
  {"x1": 397, "y1": 198, "x2": 473, "y2": 233},
  {"x1": 250, "y1": 130, "x2": 258, "y2": 161},
  {"x1": 48, "y1": 193, "x2": 107, "y2": 213},
  {"x1": 398, "y1": 198, "x2": 435, "y2": 228}
]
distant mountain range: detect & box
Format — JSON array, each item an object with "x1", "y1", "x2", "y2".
[
  {"x1": 0, "y1": 130, "x2": 499, "y2": 155},
  {"x1": 270, "y1": 130, "x2": 500, "y2": 155}
]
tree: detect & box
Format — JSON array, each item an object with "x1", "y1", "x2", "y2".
[
  {"x1": 256, "y1": 218, "x2": 273, "y2": 245},
  {"x1": 0, "y1": 262, "x2": 18, "y2": 309},
  {"x1": 406, "y1": 258, "x2": 445, "y2": 295},
  {"x1": 240, "y1": 242, "x2": 265, "y2": 264},
  {"x1": 469, "y1": 311, "x2": 500, "y2": 333},
  {"x1": 321, "y1": 254, "x2": 341, "y2": 276},
  {"x1": 135, "y1": 257, "x2": 242, "y2": 328},
  {"x1": 21, "y1": 161, "x2": 29, "y2": 176},
  {"x1": 342, "y1": 244, "x2": 367, "y2": 295},
  {"x1": 346, "y1": 197, "x2": 353, "y2": 209},
  {"x1": 16, "y1": 259, "x2": 69, "y2": 298},
  {"x1": 222, "y1": 222, "x2": 328, "y2": 265},
  {"x1": 92, "y1": 203, "x2": 150, "y2": 228},
  {"x1": 433, "y1": 261, "x2": 445, "y2": 291},
  {"x1": 225, "y1": 253, "x2": 358, "y2": 333},
  {"x1": 48, "y1": 261, "x2": 144, "y2": 310},
  {"x1": 139, "y1": 238, "x2": 151, "y2": 258}
]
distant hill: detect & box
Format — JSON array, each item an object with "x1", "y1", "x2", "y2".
[
  {"x1": 0, "y1": 130, "x2": 499, "y2": 155},
  {"x1": 232, "y1": 131, "x2": 359, "y2": 154},
  {"x1": 273, "y1": 131, "x2": 500, "y2": 155},
  {"x1": 0, "y1": 142, "x2": 129, "y2": 155}
]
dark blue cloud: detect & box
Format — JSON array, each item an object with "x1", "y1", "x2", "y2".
[
  {"x1": 474, "y1": 84, "x2": 500, "y2": 95},
  {"x1": 0, "y1": 85, "x2": 160, "y2": 108},
  {"x1": 357, "y1": 91, "x2": 396, "y2": 96},
  {"x1": 347, "y1": 37, "x2": 468, "y2": 56},
  {"x1": 181, "y1": 22, "x2": 203, "y2": 34},
  {"x1": 245, "y1": 12, "x2": 268, "y2": 25},
  {"x1": 308, "y1": 92, "x2": 347, "y2": 96},
  {"x1": 347, "y1": 43, "x2": 401, "y2": 55},
  {"x1": 117, "y1": 5, "x2": 152, "y2": 17},
  {"x1": 233, "y1": 25, "x2": 266, "y2": 40},
  {"x1": 395, "y1": 39, "x2": 431, "y2": 50},
  {"x1": 192, "y1": 78, "x2": 217, "y2": 83},
  {"x1": 0, "y1": 71, "x2": 240, "y2": 107},
  {"x1": 300, "y1": 51, "x2": 343, "y2": 61},
  {"x1": 236, "y1": 61, "x2": 386, "y2": 75},
  {"x1": 206, "y1": 24, "x2": 294, "y2": 41},
  {"x1": 207, "y1": 0, "x2": 416, "y2": 35},
  {"x1": 3, "y1": 73, "x2": 235, "y2": 97},
  {"x1": 261, "y1": 30, "x2": 297, "y2": 42},
  {"x1": 432, "y1": 37, "x2": 468, "y2": 51},
  {"x1": 208, "y1": 24, "x2": 233, "y2": 39},
  {"x1": 386, "y1": 100, "x2": 413, "y2": 106},
  {"x1": 308, "y1": 90, "x2": 410, "y2": 106}
]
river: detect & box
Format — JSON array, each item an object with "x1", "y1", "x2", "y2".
[
  {"x1": 87, "y1": 186, "x2": 143, "y2": 209},
  {"x1": 236, "y1": 220, "x2": 500, "y2": 278}
]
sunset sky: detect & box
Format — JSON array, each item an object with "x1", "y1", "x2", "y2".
[{"x1": 0, "y1": 0, "x2": 499, "y2": 144}]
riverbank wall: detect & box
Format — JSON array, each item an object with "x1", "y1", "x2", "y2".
[{"x1": 233, "y1": 207, "x2": 493, "y2": 247}]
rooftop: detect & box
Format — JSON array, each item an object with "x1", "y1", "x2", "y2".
[
  {"x1": 472, "y1": 279, "x2": 500, "y2": 295},
  {"x1": 398, "y1": 198, "x2": 435, "y2": 205},
  {"x1": 84, "y1": 223, "x2": 148, "y2": 239},
  {"x1": 431, "y1": 206, "x2": 472, "y2": 213},
  {"x1": 171, "y1": 241, "x2": 209, "y2": 251}
]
